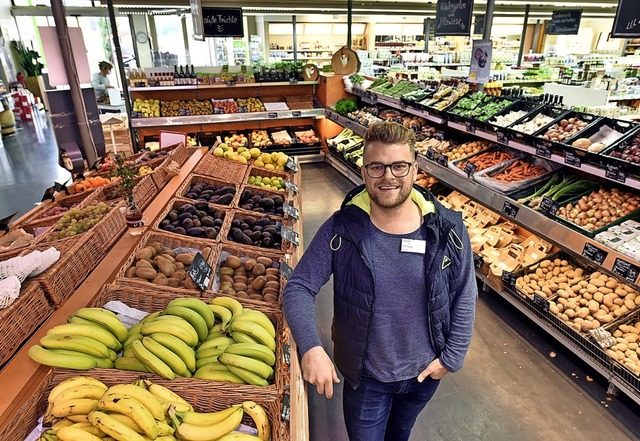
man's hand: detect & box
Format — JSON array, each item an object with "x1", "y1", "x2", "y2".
[
  {"x1": 417, "y1": 358, "x2": 449, "y2": 382},
  {"x1": 106, "y1": 85, "x2": 114, "y2": 89},
  {"x1": 301, "y1": 346, "x2": 340, "y2": 398}
]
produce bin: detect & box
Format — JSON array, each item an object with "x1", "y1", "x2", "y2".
[
  {"x1": 602, "y1": 309, "x2": 640, "y2": 391},
  {"x1": 449, "y1": 145, "x2": 522, "y2": 178},
  {"x1": 153, "y1": 197, "x2": 230, "y2": 245},
  {"x1": 532, "y1": 110, "x2": 602, "y2": 153},
  {"x1": 473, "y1": 156, "x2": 561, "y2": 195},
  {"x1": 486, "y1": 100, "x2": 542, "y2": 131},
  {"x1": 236, "y1": 185, "x2": 290, "y2": 219},
  {"x1": 601, "y1": 127, "x2": 640, "y2": 178},
  {"x1": 223, "y1": 210, "x2": 290, "y2": 255},
  {"x1": 176, "y1": 174, "x2": 240, "y2": 208},
  {"x1": 194, "y1": 153, "x2": 249, "y2": 184},
  {"x1": 561, "y1": 117, "x2": 639, "y2": 165},
  {"x1": 507, "y1": 105, "x2": 570, "y2": 145}
]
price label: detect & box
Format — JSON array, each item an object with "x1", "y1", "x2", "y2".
[
  {"x1": 41, "y1": 185, "x2": 56, "y2": 202},
  {"x1": 0, "y1": 211, "x2": 19, "y2": 233},
  {"x1": 605, "y1": 164, "x2": 626, "y2": 183},
  {"x1": 564, "y1": 151, "x2": 581, "y2": 168},
  {"x1": 281, "y1": 225, "x2": 299, "y2": 246},
  {"x1": 502, "y1": 201, "x2": 520, "y2": 219},
  {"x1": 464, "y1": 162, "x2": 477, "y2": 177},
  {"x1": 612, "y1": 257, "x2": 640, "y2": 283},
  {"x1": 437, "y1": 154, "x2": 448, "y2": 167},
  {"x1": 536, "y1": 143, "x2": 552, "y2": 158},
  {"x1": 187, "y1": 252, "x2": 213, "y2": 291},
  {"x1": 292, "y1": 111, "x2": 302, "y2": 117},
  {"x1": 540, "y1": 196, "x2": 560, "y2": 216},
  {"x1": 279, "y1": 261, "x2": 294, "y2": 280},
  {"x1": 426, "y1": 148, "x2": 437, "y2": 160},
  {"x1": 285, "y1": 158, "x2": 299, "y2": 173},
  {"x1": 501, "y1": 271, "x2": 516, "y2": 290},
  {"x1": 370, "y1": 92, "x2": 378, "y2": 101},
  {"x1": 589, "y1": 327, "x2": 616, "y2": 349},
  {"x1": 465, "y1": 121, "x2": 476, "y2": 134},
  {"x1": 532, "y1": 293, "x2": 550, "y2": 312},
  {"x1": 267, "y1": 112, "x2": 278, "y2": 119},
  {"x1": 283, "y1": 344, "x2": 292, "y2": 365},
  {"x1": 496, "y1": 131, "x2": 509, "y2": 145},
  {"x1": 344, "y1": 119, "x2": 353, "y2": 128},
  {"x1": 581, "y1": 242, "x2": 609, "y2": 266},
  {"x1": 281, "y1": 394, "x2": 291, "y2": 421},
  {"x1": 284, "y1": 179, "x2": 299, "y2": 193},
  {"x1": 283, "y1": 203, "x2": 299, "y2": 220},
  {"x1": 473, "y1": 252, "x2": 484, "y2": 270},
  {"x1": 226, "y1": 80, "x2": 236, "y2": 87},
  {"x1": 400, "y1": 101, "x2": 407, "y2": 110},
  {"x1": 435, "y1": 131, "x2": 445, "y2": 141},
  {"x1": 289, "y1": 78, "x2": 299, "y2": 85}
]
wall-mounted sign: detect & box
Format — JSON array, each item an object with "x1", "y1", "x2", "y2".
[
  {"x1": 468, "y1": 39, "x2": 492, "y2": 84},
  {"x1": 547, "y1": 9, "x2": 582, "y2": 35},
  {"x1": 435, "y1": 0, "x2": 474, "y2": 36},
  {"x1": 199, "y1": 7, "x2": 244, "y2": 38},
  {"x1": 611, "y1": 0, "x2": 640, "y2": 38}
]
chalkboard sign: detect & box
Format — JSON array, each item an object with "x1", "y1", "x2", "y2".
[
  {"x1": 540, "y1": 196, "x2": 560, "y2": 216},
  {"x1": 187, "y1": 252, "x2": 213, "y2": 291},
  {"x1": 581, "y1": 242, "x2": 608, "y2": 265},
  {"x1": 281, "y1": 393, "x2": 291, "y2": 421},
  {"x1": 611, "y1": 0, "x2": 640, "y2": 38},
  {"x1": 533, "y1": 293, "x2": 550, "y2": 312},
  {"x1": 435, "y1": 0, "x2": 474, "y2": 37},
  {"x1": 437, "y1": 154, "x2": 449, "y2": 167},
  {"x1": 496, "y1": 130, "x2": 509, "y2": 145},
  {"x1": 564, "y1": 151, "x2": 581, "y2": 168},
  {"x1": 612, "y1": 257, "x2": 640, "y2": 283},
  {"x1": 285, "y1": 157, "x2": 299, "y2": 173},
  {"x1": 200, "y1": 7, "x2": 244, "y2": 38},
  {"x1": 284, "y1": 179, "x2": 299, "y2": 193},
  {"x1": 281, "y1": 225, "x2": 299, "y2": 246},
  {"x1": 464, "y1": 162, "x2": 477, "y2": 176},
  {"x1": 473, "y1": 252, "x2": 484, "y2": 269},
  {"x1": 283, "y1": 344, "x2": 292, "y2": 365},
  {"x1": 41, "y1": 185, "x2": 57, "y2": 203},
  {"x1": 0, "y1": 211, "x2": 18, "y2": 233},
  {"x1": 502, "y1": 201, "x2": 520, "y2": 218},
  {"x1": 501, "y1": 271, "x2": 516, "y2": 290},
  {"x1": 605, "y1": 164, "x2": 626, "y2": 183},
  {"x1": 426, "y1": 148, "x2": 437, "y2": 160},
  {"x1": 536, "y1": 143, "x2": 552, "y2": 159},
  {"x1": 435, "y1": 131, "x2": 445, "y2": 141},
  {"x1": 474, "y1": 14, "x2": 485, "y2": 36},
  {"x1": 283, "y1": 203, "x2": 299, "y2": 220},
  {"x1": 547, "y1": 9, "x2": 582, "y2": 35},
  {"x1": 280, "y1": 261, "x2": 294, "y2": 280},
  {"x1": 465, "y1": 121, "x2": 476, "y2": 133}
]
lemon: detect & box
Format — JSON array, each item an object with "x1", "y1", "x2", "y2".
[
  {"x1": 265, "y1": 163, "x2": 275, "y2": 170},
  {"x1": 260, "y1": 153, "x2": 272, "y2": 164},
  {"x1": 250, "y1": 148, "x2": 261, "y2": 159},
  {"x1": 213, "y1": 147, "x2": 224, "y2": 157},
  {"x1": 254, "y1": 159, "x2": 265, "y2": 168}
]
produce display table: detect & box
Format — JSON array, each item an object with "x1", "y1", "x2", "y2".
[{"x1": 0, "y1": 147, "x2": 308, "y2": 440}]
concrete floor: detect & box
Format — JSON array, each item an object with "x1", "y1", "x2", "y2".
[{"x1": 2, "y1": 117, "x2": 640, "y2": 441}]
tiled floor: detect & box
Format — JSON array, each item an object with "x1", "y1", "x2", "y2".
[{"x1": 2, "y1": 117, "x2": 639, "y2": 441}]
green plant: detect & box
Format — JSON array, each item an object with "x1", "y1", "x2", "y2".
[
  {"x1": 349, "y1": 73, "x2": 365, "y2": 85},
  {"x1": 10, "y1": 41, "x2": 44, "y2": 77},
  {"x1": 112, "y1": 153, "x2": 138, "y2": 206}
]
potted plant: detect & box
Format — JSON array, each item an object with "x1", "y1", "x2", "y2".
[
  {"x1": 10, "y1": 41, "x2": 47, "y2": 109},
  {"x1": 113, "y1": 153, "x2": 143, "y2": 228}
]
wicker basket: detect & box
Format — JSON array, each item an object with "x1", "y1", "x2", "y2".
[
  {"x1": 194, "y1": 154, "x2": 249, "y2": 184},
  {"x1": 206, "y1": 243, "x2": 286, "y2": 307},
  {"x1": 175, "y1": 174, "x2": 241, "y2": 208},
  {"x1": 88, "y1": 284, "x2": 289, "y2": 396},
  {"x1": 100, "y1": 174, "x2": 158, "y2": 211},
  {"x1": 115, "y1": 230, "x2": 220, "y2": 296},
  {"x1": 0, "y1": 279, "x2": 53, "y2": 367},
  {"x1": 168, "y1": 141, "x2": 190, "y2": 166},
  {"x1": 223, "y1": 210, "x2": 288, "y2": 255},
  {"x1": 16, "y1": 189, "x2": 98, "y2": 227},
  {"x1": 150, "y1": 157, "x2": 174, "y2": 190},
  {"x1": 152, "y1": 197, "x2": 230, "y2": 246},
  {"x1": 237, "y1": 185, "x2": 290, "y2": 219},
  {"x1": 246, "y1": 165, "x2": 291, "y2": 184}
]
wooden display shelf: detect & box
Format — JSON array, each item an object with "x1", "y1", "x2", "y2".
[{"x1": 0, "y1": 149, "x2": 309, "y2": 440}]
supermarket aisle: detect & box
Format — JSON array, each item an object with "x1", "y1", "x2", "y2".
[{"x1": 299, "y1": 162, "x2": 639, "y2": 441}]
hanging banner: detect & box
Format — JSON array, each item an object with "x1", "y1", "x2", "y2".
[
  {"x1": 611, "y1": 0, "x2": 640, "y2": 38},
  {"x1": 200, "y1": 7, "x2": 244, "y2": 38},
  {"x1": 190, "y1": 0, "x2": 205, "y2": 41},
  {"x1": 435, "y1": 0, "x2": 474, "y2": 36},
  {"x1": 547, "y1": 9, "x2": 582, "y2": 35},
  {"x1": 468, "y1": 39, "x2": 492, "y2": 84}
]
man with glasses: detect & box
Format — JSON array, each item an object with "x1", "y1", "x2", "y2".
[{"x1": 283, "y1": 121, "x2": 478, "y2": 441}]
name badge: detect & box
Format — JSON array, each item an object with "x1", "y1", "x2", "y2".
[{"x1": 401, "y1": 239, "x2": 426, "y2": 254}]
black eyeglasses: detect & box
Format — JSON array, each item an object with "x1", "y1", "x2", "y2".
[{"x1": 362, "y1": 161, "x2": 413, "y2": 178}]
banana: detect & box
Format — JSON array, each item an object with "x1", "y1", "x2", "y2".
[
  {"x1": 66, "y1": 414, "x2": 90, "y2": 423},
  {"x1": 51, "y1": 398, "x2": 99, "y2": 418},
  {"x1": 106, "y1": 412, "x2": 143, "y2": 433},
  {"x1": 103, "y1": 384, "x2": 165, "y2": 421},
  {"x1": 40, "y1": 334, "x2": 111, "y2": 359},
  {"x1": 131, "y1": 339, "x2": 176, "y2": 380},
  {"x1": 195, "y1": 354, "x2": 223, "y2": 370},
  {"x1": 173, "y1": 407, "x2": 243, "y2": 441},
  {"x1": 141, "y1": 317, "x2": 198, "y2": 347},
  {"x1": 197, "y1": 336, "x2": 235, "y2": 354},
  {"x1": 48, "y1": 377, "x2": 107, "y2": 407},
  {"x1": 141, "y1": 311, "x2": 162, "y2": 323},
  {"x1": 128, "y1": 322, "x2": 144, "y2": 335},
  {"x1": 194, "y1": 365, "x2": 245, "y2": 383},
  {"x1": 230, "y1": 332, "x2": 259, "y2": 344},
  {"x1": 73, "y1": 308, "x2": 128, "y2": 342},
  {"x1": 162, "y1": 305, "x2": 209, "y2": 342},
  {"x1": 208, "y1": 304, "x2": 233, "y2": 330},
  {"x1": 28, "y1": 345, "x2": 97, "y2": 370},
  {"x1": 216, "y1": 433, "x2": 262, "y2": 440},
  {"x1": 49, "y1": 349, "x2": 113, "y2": 369},
  {"x1": 167, "y1": 298, "x2": 214, "y2": 330},
  {"x1": 173, "y1": 405, "x2": 240, "y2": 426},
  {"x1": 121, "y1": 347, "x2": 136, "y2": 358},
  {"x1": 218, "y1": 353, "x2": 273, "y2": 380},
  {"x1": 56, "y1": 426, "x2": 102, "y2": 441},
  {"x1": 227, "y1": 321, "x2": 276, "y2": 353},
  {"x1": 49, "y1": 385, "x2": 108, "y2": 405},
  {"x1": 196, "y1": 347, "x2": 227, "y2": 361},
  {"x1": 108, "y1": 415, "x2": 172, "y2": 436},
  {"x1": 209, "y1": 296, "x2": 244, "y2": 317},
  {"x1": 98, "y1": 393, "x2": 157, "y2": 439},
  {"x1": 114, "y1": 356, "x2": 150, "y2": 372},
  {"x1": 88, "y1": 410, "x2": 146, "y2": 441},
  {"x1": 149, "y1": 333, "x2": 196, "y2": 373},
  {"x1": 242, "y1": 401, "x2": 270, "y2": 441},
  {"x1": 226, "y1": 365, "x2": 269, "y2": 387},
  {"x1": 231, "y1": 311, "x2": 275, "y2": 339},
  {"x1": 47, "y1": 323, "x2": 122, "y2": 351},
  {"x1": 156, "y1": 420, "x2": 175, "y2": 436},
  {"x1": 64, "y1": 422, "x2": 106, "y2": 437},
  {"x1": 123, "y1": 331, "x2": 144, "y2": 350},
  {"x1": 52, "y1": 419, "x2": 75, "y2": 430},
  {"x1": 224, "y1": 343, "x2": 276, "y2": 366},
  {"x1": 143, "y1": 380, "x2": 193, "y2": 412},
  {"x1": 142, "y1": 336, "x2": 191, "y2": 377},
  {"x1": 107, "y1": 349, "x2": 118, "y2": 362}
]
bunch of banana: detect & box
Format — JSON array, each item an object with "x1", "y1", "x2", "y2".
[
  {"x1": 43, "y1": 376, "x2": 108, "y2": 426},
  {"x1": 168, "y1": 400, "x2": 270, "y2": 441},
  {"x1": 29, "y1": 308, "x2": 128, "y2": 370}
]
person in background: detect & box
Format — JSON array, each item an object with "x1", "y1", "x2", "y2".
[
  {"x1": 92, "y1": 61, "x2": 114, "y2": 101},
  {"x1": 282, "y1": 121, "x2": 478, "y2": 441}
]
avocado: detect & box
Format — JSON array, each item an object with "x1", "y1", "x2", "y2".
[
  {"x1": 160, "y1": 219, "x2": 170, "y2": 229},
  {"x1": 250, "y1": 231, "x2": 262, "y2": 241},
  {"x1": 192, "y1": 218, "x2": 201, "y2": 228},
  {"x1": 273, "y1": 195, "x2": 284, "y2": 206},
  {"x1": 182, "y1": 218, "x2": 194, "y2": 230},
  {"x1": 231, "y1": 219, "x2": 241, "y2": 229},
  {"x1": 195, "y1": 200, "x2": 209, "y2": 210},
  {"x1": 214, "y1": 218, "x2": 224, "y2": 227},
  {"x1": 241, "y1": 204, "x2": 253, "y2": 211},
  {"x1": 171, "y1": 220, "x2": 181, "y2": 228},
  {"x1": 175, "y1": 227, "x2": 187, "y2": 235},
  {"x1": 205, "y1": 227, "x2": 217, "y2": 239},
  {"x1": 262, "y1": 236, "x2": 274, "y2": 248},
  {"x1": 253, "y1": 207, "x2": 265, "y2": 213},
  {"x1": 178, "y1": 212, "x2": 192, "y2": 222},
  {"x1": 201, "y1": 216, "x2": 215, "y2": 227},
  {"x1": 165, "y1": 225, "x2": 176, "y2": 233},
  {"x1": 187, "y1": 227, "x2": 205, "y2": 237},
  {"x1": 252, "y1": 225, "x2": 263, "y2": 232},
  {"x1": 240, "y1": 222, "x2": 249, "y2": 230},
  {"x1": 240, "y1": 190, "x2": 253, "y2": 203},
  {"x1": 241, "y1": 234, "x2": 253, "y2": 245},
  {"x1": 258, "y1": 197, "x2": 275, "y2": 209},
  {"x1": 256, "y1": 217, "x2": 272, "y2": 227},
  {"x1": 209, "y1": 195, "x2": 220, "y2": 203},
  {"x1": 168, "y1": 211, "x2": 178, "y2": 222},
  {"x1": 179, "y1": 204, "x2": 197, "y2": 214},
  {"x1": 232, "y1": 228, "x2": 245, "y2": 242},
  {"x1": 217, "y1": 194, "x2": 234, "y2": 205},
  {"x1": 186, "y1": 192, "x2": 199, "y2": 200},
  {"x1": 244, "y1": 216, "x2": 257, "y2": 227},
  {"x1": 197, "y1": 210, "x2": 208, "y2": 219}
]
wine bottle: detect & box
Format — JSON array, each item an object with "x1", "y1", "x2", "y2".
[
  {"x1": 190, "y1": 65, "x2": 196, "y2": 85},
  {"x1": 173, "y1": 65, "x2": 179, "y2": 86},
  {"x1": 179, "y1": 65, "x2": 185, "y2": 85}
]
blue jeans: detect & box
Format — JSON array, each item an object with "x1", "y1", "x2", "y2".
[{"x1": 342, "y1": 369, "x2": 440, "y2": 441}]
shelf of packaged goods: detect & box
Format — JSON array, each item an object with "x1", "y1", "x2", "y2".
[
  {"x1": 129, "y1": 81, "x2": 319, "y2": 92},
  {"x1": 326, "y1": 151, "x2": 363, "y2": 185},
  {"x1": 608, "y1": 94, "x2": 640, "y2": 102},
  {"x1": 324, "y1": 108, "x2": 367, "y2": 136},
  {"x1": 131, "y1": 109, "x2": 325, "y2": 128}
]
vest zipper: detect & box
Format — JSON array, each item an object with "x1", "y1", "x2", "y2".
[{"x1": 358, "y1": 250, "x2": 376, "y2": 383}]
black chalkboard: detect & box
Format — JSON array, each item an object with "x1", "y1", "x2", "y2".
[
  {"x1": 547, "y1": 9, "x2": 582, "y2": 35},
  {"x1": 581, "y1": 243, "x2": 608, "y2": 266},
  {"x1": 612, "y1": 257, "x2": 640, "y2": 283},
  {"x1": 435, "y1": 0, "x2": 474, "y2": 37},
  {"x1": 187, "y1": 252, "x2": 213, "y2": 291},
  {"x1": 474, "y1": 14, "x2": 485, "y2": 36},
  {"x1": 201, "y1": 7, "x2": 244, "y2": 38},
  {"x1": 611, "y1": 0, "x2": 640, "y2": 38}
]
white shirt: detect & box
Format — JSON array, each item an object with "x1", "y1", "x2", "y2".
[{"x1": 91, "y1": 72, "x2": 110, "y2": 95}]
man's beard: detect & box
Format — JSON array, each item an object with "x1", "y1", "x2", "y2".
[{"x1": 367, "y1": 180, "x2": 412, "y2": 209}]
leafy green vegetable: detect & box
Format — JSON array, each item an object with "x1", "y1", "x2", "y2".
[{"x1": 335, "y1": 98, "x2": 358, "y2": 116}]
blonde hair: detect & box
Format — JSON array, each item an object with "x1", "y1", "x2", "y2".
[{"x1": 363, "y1": 121, "x2": 416, "y2": 159}]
